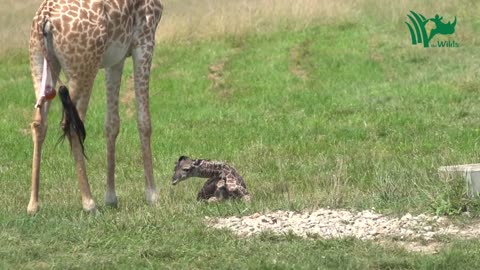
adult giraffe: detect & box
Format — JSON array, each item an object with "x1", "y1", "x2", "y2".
[{"x1": 28, "y1": 0, "x2": 163, "y2": 214}]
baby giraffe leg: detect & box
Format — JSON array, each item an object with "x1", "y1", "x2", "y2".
[{"x1": 213, "y1": 180, "x2": 229, "y2": 202}]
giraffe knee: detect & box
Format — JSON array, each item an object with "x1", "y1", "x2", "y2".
[
  {"x1": 31, "y1": 120, "x2": 47, "y2": 142},
  {"x1": 104, "y1": 122, "x2": 120, "y2": 139}
]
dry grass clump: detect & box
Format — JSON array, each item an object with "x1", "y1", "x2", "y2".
[
  {"x1": 0, "y1": 0, "x2": 39, "y2": 54},
  {"x1": 0, "y1": 0, "x2": 359, "y2": 53},
  {"x1": 0, "y1": 0, "x2": 475, "y2": 54},
  {"x1": 157, "y1": 0, "x2": 359, "y2": 42}
]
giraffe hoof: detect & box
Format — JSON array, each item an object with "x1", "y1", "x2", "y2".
[
  {"x1": 207, "y1": 197, "x2": 220, "y2": 203},
  {"x1": 105, "y1": 192, "x2": 118, "y2": 208},
  {"x1": 145, "y1": 189, "x2": 159, "y2": 205},
  {"x1": 242, "y1": 195, "x2": 252, "y2": 203},
  {"x1": 105, "y1": 199, "x2": 118, "y2": 208},
  {"x1": 27, "y1": 201, "x2": 40, "y2": 215},
  {"x1": 82, "y1": 199, "x2": 97, "y2": 213}
]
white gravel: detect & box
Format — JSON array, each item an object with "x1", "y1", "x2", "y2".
[{"x1": 207, "y1": 208, "x2": 480, "y2": 242}]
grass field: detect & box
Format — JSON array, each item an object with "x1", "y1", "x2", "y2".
[{"x1": 1, "y1": 0, "x2": 480, "y2": 268}]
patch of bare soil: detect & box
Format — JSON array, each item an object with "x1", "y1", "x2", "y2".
[
  {"x1": 207, "y1": 208, "x2": 480, "y2": 254},
  {"x1": 208, "y1": 60, "x2": 226, "y2": 89},
  {"x1": 207, "y1": 48, "x2": 243, "y2": 99},
  {"x1": 208, "y1": 59, "x2": 235, "y2": 99},
  {"x1": 289, "y1": 41, "x2": 310, "y2": 81}
]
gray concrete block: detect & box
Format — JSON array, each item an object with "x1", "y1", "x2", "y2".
[{"x1": 438, "y1": 163, "x2": 480, "y2": 197}]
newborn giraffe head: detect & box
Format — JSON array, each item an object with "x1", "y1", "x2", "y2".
[{"x1": 171, "y1": 156, "x2": 197, "y2": 185}]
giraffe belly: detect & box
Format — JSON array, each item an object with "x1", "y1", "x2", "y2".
[{"x1": 101, "y1": 42, "x2": 130, "y2": 68}]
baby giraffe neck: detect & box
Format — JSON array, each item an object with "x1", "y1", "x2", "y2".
[{"x1": 194, "y1": 160, "x2": 225, "y2": 178}]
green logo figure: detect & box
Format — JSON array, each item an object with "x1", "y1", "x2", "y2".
[{"x1": 406, "y1": 11, "x2": 457, "y2": 48}]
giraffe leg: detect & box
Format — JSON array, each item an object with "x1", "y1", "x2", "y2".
[
  {"x1": 71, "y1": 134, "x2": 96, "y2": 212},
  {"x1": 104, "y1": 60, "x2": 125, "y2": 207},
  {"x1": 197, "y1": 178, "x2": 217, "y2": 201},
  {"x1": 213, "y1": 179, "x2": 228, "y2": 201},
  {"x1": 66, "y1": 79, "x2": 96, "y2": 213},
  {"x1": 28, "y1": 103, "x2": 51, "y2": 214},
  {"x1": 132, "y1": 45, "x2": 158, "y2": 204},
  {"x1": 28, "y1": 52, "x2": 60, "y2": 214}
]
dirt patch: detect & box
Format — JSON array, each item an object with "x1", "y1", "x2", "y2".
[
  {"x1": 289, "y1": 41, "x2": 310, "y2": 81},
  {"x1": 207, "y1": 208, "x2": 480, "y2": 254},
  {"x1": 208, "y1": 59, "x2": 235, "y2": 99},
  {"x1": 208, "y1": 61, "x2": 226, "y2": 89},
  {"x1": 391, "y1": 241, "x2": 444, "y2": 254}
]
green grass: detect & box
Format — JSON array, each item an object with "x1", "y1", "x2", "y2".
[{"x1": 2, "y1": 3, "x2": 480, "y2": 268}]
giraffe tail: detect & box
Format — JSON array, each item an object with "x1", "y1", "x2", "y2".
[
  {"x1": 42, "y1": 20, "x2": 87, "y2": 158},
  {"x1": 58, "y1": 86, "x2": 87, "y2": 157}
]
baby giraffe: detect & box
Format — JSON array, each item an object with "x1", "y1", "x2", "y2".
[{"x1": 172, "y1": 156, "x2": 251, "y2": 202}]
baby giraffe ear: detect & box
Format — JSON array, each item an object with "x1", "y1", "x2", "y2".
[{"x1": 178, "y1": 156, "x2": 189, "y2": 162}]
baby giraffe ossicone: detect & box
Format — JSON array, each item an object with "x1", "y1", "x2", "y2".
[{"x1": 171, "y1": 156, "x2": 251, "y2": 202}]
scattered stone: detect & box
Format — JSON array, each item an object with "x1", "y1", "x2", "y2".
[
  {"x1": 206, "y1": 208, "x2": 480, "y2": 253},
  {"x1": 401, "y1": 213, "x2": 413, "y2": 221},
  {"x1": 252, "y1": 213, "x2": 261, "y2": 218}
]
